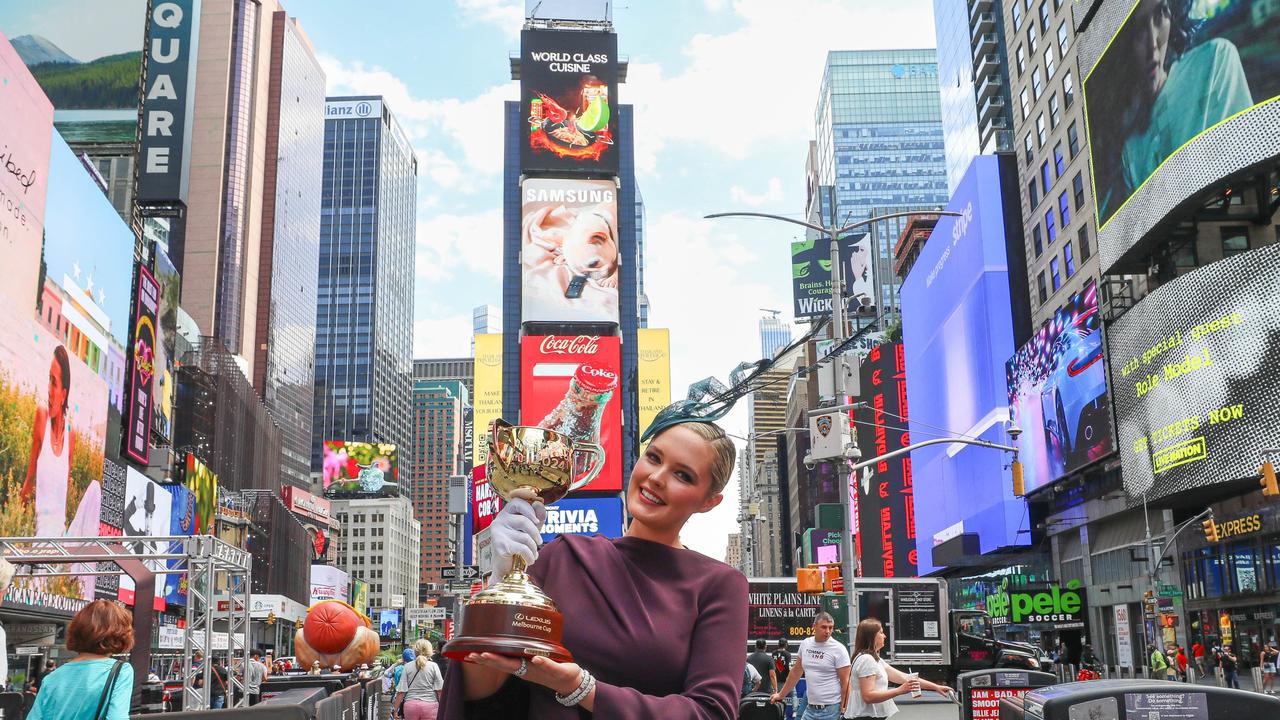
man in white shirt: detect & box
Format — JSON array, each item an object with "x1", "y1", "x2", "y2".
[
  {"x1": 771, "y1": 613, "x2": 851, "y2": 720},
  {"x1": 245, "y1": 650, "x2": 268, "y2": 705}
]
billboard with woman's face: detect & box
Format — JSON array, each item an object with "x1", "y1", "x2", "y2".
[{"x1": 1085, "y1": 0, "x2": 1280, "y2": 227}]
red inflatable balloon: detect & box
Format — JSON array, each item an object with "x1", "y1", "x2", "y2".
[{"x1": 303, "y1": 601, "x2": 362, "y2": 655}]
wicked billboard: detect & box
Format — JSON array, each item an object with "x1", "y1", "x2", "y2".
[{"x1": 519, "y1": 28, "x2": 618, "y2": 176}]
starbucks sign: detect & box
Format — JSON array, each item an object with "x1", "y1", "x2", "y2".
[{"x1": 987, "y1": 579, "x2": 1087, "y2": 629}]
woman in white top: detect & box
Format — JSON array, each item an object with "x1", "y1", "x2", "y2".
[
  {"x1": 844, "y1": 618, "x2": 952, "y2": 719},
  {"x1": 395, "y1": 639, "x2": 445, "y2": 720}
]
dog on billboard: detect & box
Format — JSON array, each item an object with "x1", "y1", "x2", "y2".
[{"x1": 522, "y1": 201, "x2": 619, "y2": 320}]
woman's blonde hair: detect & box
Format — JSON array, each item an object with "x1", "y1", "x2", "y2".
[
  {"x1": 414, "y1": 639, "x2": 433, "y2": 669},
  {"x1": 658, "y1": 421, "x2": 736, "y2": 494}
]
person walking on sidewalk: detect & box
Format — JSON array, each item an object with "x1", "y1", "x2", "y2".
[
  {"x1": 1192, "y1": 641, "x2": 1207, "y2": 677},
  {"x1": 1221, "y1": 647, "x2": 1240, "y2": 689},
  {"x1": 774, "y1": 638, "x2": 796, "y2": 720},
  {"x1": 747, "y1": 639, "x2": 778, "y2": 695},
  {"x1": 1261, "y1": 643, "x2": 1277, "y2": 694},
  {"x1": 770, "y1": 613, "x2": 850, "y2": 720},
  {"x1": 1175, "y1": 646, "x2": 1189, "y2": 682},
  {"x1": 1149, "y1": 644, "x2": 1170, "y2": 680},
  {"x1": 845, "y1": 618, "x2": 953, "y2": 720}
]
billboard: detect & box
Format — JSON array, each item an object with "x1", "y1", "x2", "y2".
[
  {"x1": 0, "y1": 31, "x2": 52, "y2": 309},
  {"x1": 184, "y1": 453, "x2": 217, "y2": 534},
  {"x1": 152, "y1": 245, "x2": 180, "y2": 443},
  {"x1": 350, "y1": 578, "x2": 368, "y2": 618},
  {"x1": 636, "y1": 328, "x2": 671, "y2": 441},
  {"x1": 281, "y1": 485, "x2": 332, "y2": 524},
  {"x1": 137, "y1": 0, "x2": 199, "y2": 204},
  {"x1": 309, "y1": 564, "x2": 350, "y2": 606},
  {"x1": 321, "y1": 441, "x2": 400, "y2": 497},
  {"x1": 519, "y1": 28, "x2": 618, "y2": 176},
  {"x1": 790, "y1": 232, "x2": 872, "y2": 319},
  {"x1": 123, "y1": 264, "x2": 159, "y2": 464},
  {"x1": 540, "y1": 496, "x2": 623, "y2": 542},
  {"x1": 520, "y1": 178, "x2": 619, "y2": 324},
  {"x1": 119, "y1": 466, "x2": 171, "y2": 610},
  {"x1": 1109, "y1": 242, "x2": 1280, "y2": 501},
  {"x1": 1006, "y1": 280, "x2": 1114, "y2": 494},
  {"x1": 520, "y1": 335, "x2": 622, "y2": 493},
  {"x1": 471, "y1": 465, "x2": 502, "y2": 535},
  {"x1": 376, "y1": 608, "x2": 401, "y2": 641},
  {"x1": 163, "y1": 483, "x2": 195, "y2": 606},
  {"x1": 473, "y1": 334, "x2": 503, "y2": 468},
  {"x1": 900, "y1": 156, "x2": 1026, "y2": 575},
  {"x1": 747, "y1": 580, "x2": 823, "y2": 643},
  {"x1": 1085, "y1": 0, "x2": 1280, "y2": 227},
  {"x1": 854, "y1": 342, "x2": 917, "y2": 577}
]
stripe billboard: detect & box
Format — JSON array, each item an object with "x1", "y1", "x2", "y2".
[
  {"x1": 473, "y1": 334, "x2": 503, "y2": 468},
  {"x1": 636, "y1": 328, "x2": 671, "y2": 441}
]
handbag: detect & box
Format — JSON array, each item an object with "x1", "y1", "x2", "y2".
[{"x1": 93, "y1": 660, "x2": 126, "y2": 720}]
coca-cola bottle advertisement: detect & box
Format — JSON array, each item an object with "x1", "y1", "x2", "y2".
[{"x1": 520, "y1": 335, "x2": 622, "y2": 492}]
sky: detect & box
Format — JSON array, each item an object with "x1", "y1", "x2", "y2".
[{"x1": 279, "y1": 0, "x2": 941, "y2": 561}]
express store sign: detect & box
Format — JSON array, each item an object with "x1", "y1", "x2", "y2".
[{"x1": 520, "y1": 335, "x2": 622, "y2": 492}]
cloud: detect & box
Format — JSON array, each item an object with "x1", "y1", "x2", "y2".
[
  {"x1": 416, "y1": 208, "x2": 504, "y2": 283},
  {"x1": 730, "y1": 177, "x2": 784, "y2": 207},
  {"x1": 455, "y1": 0, "x2": 523, "y2": 39},
  {"x1": 414, "y1": 312, "x2": 475, "y2": 358}
]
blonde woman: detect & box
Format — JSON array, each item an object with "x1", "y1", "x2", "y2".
[{"x1": 395, "y1": 639, "x2": 444, "y2": 720}]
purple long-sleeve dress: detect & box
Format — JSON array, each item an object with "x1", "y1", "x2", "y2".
[{"x1": 438, "y1": 534, "x2": 748, "y2": 719}]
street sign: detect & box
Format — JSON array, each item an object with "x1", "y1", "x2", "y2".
[
  {"x1": 441, "y1": 565, "x2": 480, "y2": 580},
  {"x1": 407, "y1": 607, "x2": 447, "y2": 622},
  {"x1": 1159, "y1": 584, "x2": 1183, "y2": 598},
  {"x1": 447, "y1": 581, "x2": 475, "y2": 594}
]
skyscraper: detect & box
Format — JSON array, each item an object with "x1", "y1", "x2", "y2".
[
  {"x1": 411, "y1": 379, "x2": 467, "y2": 603},
  {"x1": 759, "y1": 312, "x2": 792, "y2": 360},
  {"x1": 811, "y1": 50, "x2": 949, "y2": 316},
  {"x1": 313, "y1": 96, "x2": 417, "y2": 477},
  {"x1": 253, "y1": 12, "x2": 326, "y2": 488}
]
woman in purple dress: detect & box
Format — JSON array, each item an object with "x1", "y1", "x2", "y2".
[{"x1": 440, "y1": 420, "x2": 748, "y2": 719}]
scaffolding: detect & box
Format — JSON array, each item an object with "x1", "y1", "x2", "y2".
[{"x1": 0, "y1": 535, "x2": 252, "y2": 710}]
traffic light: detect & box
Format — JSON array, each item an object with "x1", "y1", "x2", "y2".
[
  {"x1": 1012, "y1": 460, "x2": 1025, "y2": 497},
  {"x1": 822, "y1": 564, "x2": 842, "y2": 593},
  {"x1": 1261, "y1": 462, "x2": 1279, "y2": 496},
  {"x1": 797, "y1": 566, "x2": 824, "y2": 594},
  {"x1": 1202, "y1": 518, "x2": 1220, "y2": 543}
]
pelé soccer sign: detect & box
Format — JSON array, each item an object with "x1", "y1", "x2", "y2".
[{"x1": 986, "y1": 579, "x2": 1086, "y2": 629}]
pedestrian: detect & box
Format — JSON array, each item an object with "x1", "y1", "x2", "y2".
[
  {"x1": 441, "y1": 417, "x2": 747, "y2": 718},
  {"x1": 1149, "y1": 644, "x2": 1169, "y2": 680},
  {"x1": 1162, "y1": 644, "x2": 1178, "y2": 681},
  {"x1": 1221, "y1": 647, "x2": 1240, "y2": 689},
  {"x1": 747, "y1": 638, "x2": 778, "y2": 695},
  {"x1": 769, "y1": 612, "x2": 850, "y2": 720},
  {"x1": 1262, "y1": 643, "x2": 1277, "y2": 694},
  {"x1": 773, "y1": 638, "x2": 796, "y2": 720},
  {"x1": 1176, "y1": 646, "x2": 1189, "y2": 682},
  {"x1": 845, "y1": 617, "x2": 954, "y2": 720},
  {"x1": 26, "y1": 599, "x2": 133, "y2": 720},
  {"x1": 208, "y1": 657, "x2": 228, "y2": 709},
  {"x1": 742, "y1": 661, "x2": 762, "y2": 698},
  {"x1": 246, "y1": 650, "x2": 267, "y2": 706},
  {"x1": 394, "y1": 639, "x2": 444, "y2": 720},
  {"x1": 1192, "y1": 640, "x2": 1206, "y2": 677}
]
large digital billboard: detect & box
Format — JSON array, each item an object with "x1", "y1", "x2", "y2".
[
  {"x1": 184, "y1": 452, "x2": 217, "y2": 534},
  {"x1": 163, "y1": 483, "x2": 195, "y2": 606},
  {"x1": 123, "y1": 264, "x2": 159, "y2": 464},
  {"x1": 1085, "y1": 0, "x2": 1280, "y2": 227},
  {"x1": 900, "y1": 156, "x2": 1026, "y2": 575},
  {"x1": 636, "y1": 328, "x2": 671, "y2": 441},
  {"x1": 520, "y1": 335, "x2": 622, "y2": 493},
  {"x1": 790, "y1": 232, "x2": 872, "y2": 319},
  {"x1": 1109, "y1": 242, "x2": 1280, "y2": 501},
  {"x1": 1006, "y1": 280, "x2": 1114, "y2": 494},
  {"x1": 322, "y1": 441, "x2": 401, "y2": 498},
  {"x1": 473, "y1": 334, "x2": 503, "y2": 468},
  {"x1": 152, "y1": 245, "x2": 180, "y2": 443},
  {"x1": 120, "y1": 466, "x2": 171, "y2": 610},
  {"x1": 540, "y1": 496, "x2": 623, "y2": 542},
  {"x1": 0, "y1": 31, "x2": 52, "y2": 310},
  {"x1": 521, "y1": 178, "x2": 619, "y2": 324},
  {"x1": 854, "y1": 342, "x2": 917, "y2": 577},
  {"x1": 519, "y1": 28, "x2": 618, "y2": 176}
]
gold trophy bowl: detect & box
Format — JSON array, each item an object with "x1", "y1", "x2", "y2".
[{"x1": 442, "y1": 419, "x2": 605, "y2": 663}]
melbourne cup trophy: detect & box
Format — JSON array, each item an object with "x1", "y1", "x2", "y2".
[{"x1": 442, "y1": 418, "x2": 604, "y2": 662}]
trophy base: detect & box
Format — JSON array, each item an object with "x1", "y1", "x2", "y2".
[{"x1": 442, "y1": 601, "x2": 573, "y2": 663}]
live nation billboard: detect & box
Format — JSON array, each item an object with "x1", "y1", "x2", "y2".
[{"x1": 854, "y1": 342, "x2": 917, "y2": 577}]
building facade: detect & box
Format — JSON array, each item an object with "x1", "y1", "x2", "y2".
[
  {"x1": 312, "y1": 97, "x2": 417, "y2": 479},
  {"x1": 759, "y1": 313, "x2": 793, "y2": 361},
  {"x1": 411, "y1": 378, "x2": 467, "y2": 603},
  {"x1": 332, "y1": 496, "x2": 421, "y2": 611},
  {"x1": 253, "y1": 12, "x2": 326, "y2": 489},
  {"x1": 811, "y1": 49, "x2": 950, "y2": 316}
]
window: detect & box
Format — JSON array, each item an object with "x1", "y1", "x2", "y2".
[
  {"x1": 1024, "y1": 132, "x2": 1035, "y2": 164},
  {"x1": 1041, "y1": 161, "x2": 1051, "y2": 193},
  {"x1": 1036, "y1": 114, "x2": 1047, "y2": 146},
  {"x1": 1037, "y1": 271, "x2": 1048, "y2": 303},
  {"x1": 1059, "y1": 190, "x2": 1071, "y2": 226},
  {"x1": 1063, "y1": 70, "x2": 1075, "y2": 107},
  {"x1": 1013, "y1": 2, "x2": 1024, "y2": 30},
  {"x1": 1016, "y1": 45, "x2": 1027, "y2": 76},
  {"x1": 1045, "y1": 208, "x2": 1057, "y2": 243},
  {"x1": 1028, "y1": 26, "x2": 1039, "y2": 53},
  {"x1": 1020, "y1": 88, "x2": 1031, "y2": 120},
  {"x1": 1032, "y1": 67, "x2": 1044, "y2": 99},
  {"x1": 1033, "y1": 224, "x2": 1044, "y2": 257},
  {"x1": 1220, "y1": 227, "x2": 1250, "y2": 258},
  {"x1": 1049, "y1": 93, "x2": 1061, "y2": 128},
  {"x1": 1067, "y1": 122, "x2": 1080, "y2": 157},
  {"x1": 1064, "y1": 242, "x2": 1076, "y2": 278},
  {"x1": 1028, "y1": 180, "x2": 1040, "y2": 209},
  {"x1": 1078, "y1": 225, "x2": 1092, "y2": 261},
  {"x1": 1038, "y1": 2, "x2": 1050, "y2": 33},
  {"x1": 1050, "y1": 257, "x2": 1062, "y2": 290},
  {"x1": 1044, "y1": 47, "x2": 1056, "y2": 78},
  {"x1": 1054, "y1": 143, "x2": 1066, "y2": 176},
  {"x1": 1072, "y1": 172, "x2": 1086, "y2": 209}
]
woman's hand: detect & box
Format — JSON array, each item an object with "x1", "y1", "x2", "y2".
[
  {"x1": 465, "y1": 653, "x2": 582, "y2": 697},
  {"x1": 489, "y1": 494, "x2": 547, "y2": 580},
  {"x1": 933, "y1": 684, "x2": 954, "y2": 699}
]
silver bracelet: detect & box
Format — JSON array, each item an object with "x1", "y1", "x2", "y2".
[{"x1": 555, "y1": 668, "x2": 595, "y2": 706}]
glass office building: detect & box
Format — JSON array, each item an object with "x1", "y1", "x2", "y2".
[
  {"x1": 813, "y1": 50, "x2": 949, "y2": 316},
  {"x1": 313, "y1": 96, "x2": 417, "y2": 478}
]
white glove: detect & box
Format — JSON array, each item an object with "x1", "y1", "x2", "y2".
[{"x1": 489, "y1": 496, "x2": 547, "y2": 582}]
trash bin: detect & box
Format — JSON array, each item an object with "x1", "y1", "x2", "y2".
[
  {"x1": 956, "y1": 669, "x2": 1058, "y2": 720},
  {"x1": 1019, "y1": 679, "x2": 1280, "y2": 719}
]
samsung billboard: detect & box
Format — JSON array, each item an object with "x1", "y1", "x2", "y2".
[{"x1": 900, "y1": 155, "x2": 1029, "y2": 575}]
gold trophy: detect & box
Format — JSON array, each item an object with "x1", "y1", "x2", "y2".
[{"x1": 442, "y1": 419, "x2": 605, "y2": 663}]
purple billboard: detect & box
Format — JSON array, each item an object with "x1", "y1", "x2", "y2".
[{"x1": 901, "y1": 156, "x2": 1027, "y2": 575}]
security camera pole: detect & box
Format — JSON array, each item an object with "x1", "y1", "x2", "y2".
[{"x1": 706, "y1": 207, "x2": 961, "y2": 616}]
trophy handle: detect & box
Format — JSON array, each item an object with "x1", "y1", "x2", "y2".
[{"x1": 570, "y1": 442, "x2": 606, "y2": 492}]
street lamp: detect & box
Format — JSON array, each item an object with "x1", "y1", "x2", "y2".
[{"x1": 706, "y1": 208, "x2": 961, "y2": 612}]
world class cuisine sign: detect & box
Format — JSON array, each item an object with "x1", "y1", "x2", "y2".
[{"x1": 1109, "y1": 243, "x2": 1280, "y2": 501}]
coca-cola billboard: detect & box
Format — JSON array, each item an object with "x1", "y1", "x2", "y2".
[{"x1": 521, "y1": 335, "x2": 622, "y2": 493}]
